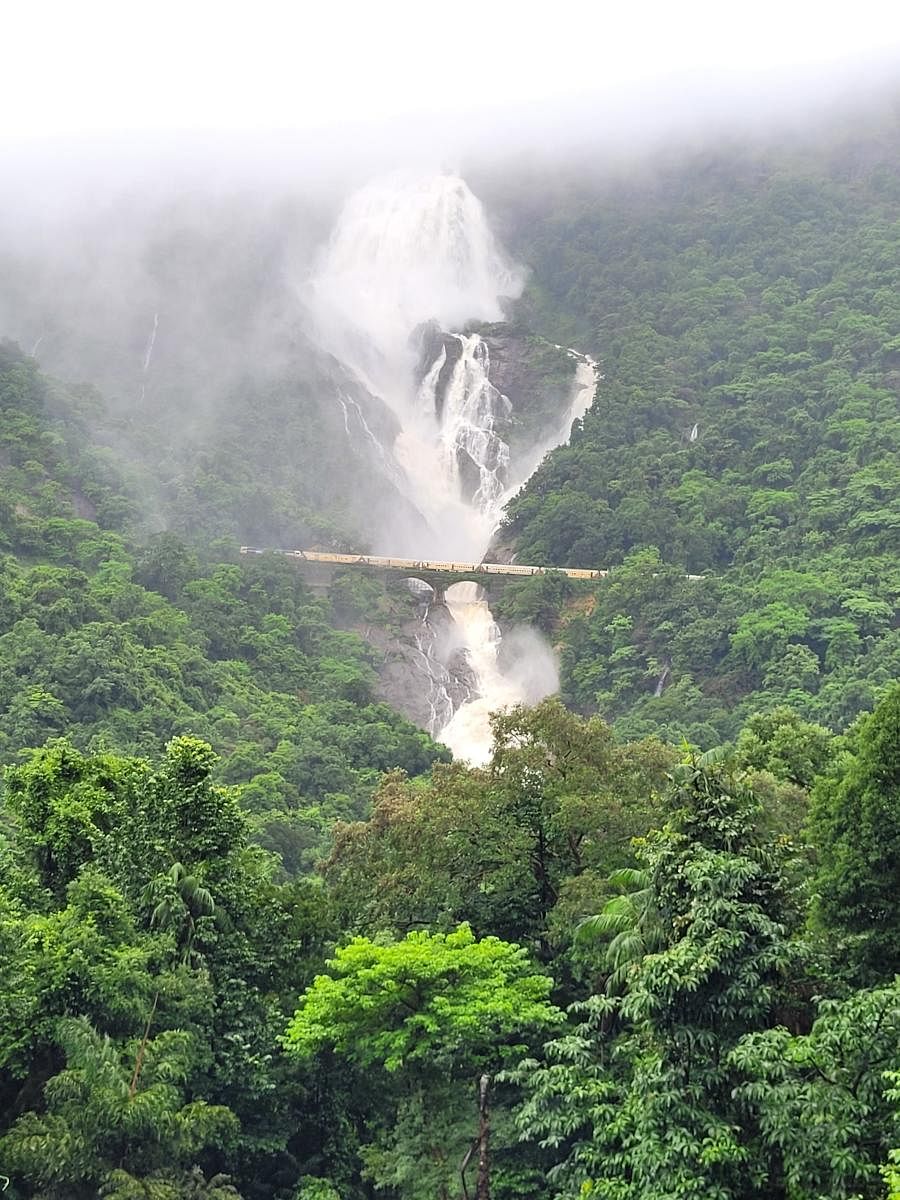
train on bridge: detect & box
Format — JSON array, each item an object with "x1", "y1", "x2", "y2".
[{"x1": 239, "y1": 547, "x2": 606, "y2": 581}]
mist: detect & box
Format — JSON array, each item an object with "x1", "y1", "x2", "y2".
[{"x1": 3, "y1": 51, "x2": 896, "y2": 471}]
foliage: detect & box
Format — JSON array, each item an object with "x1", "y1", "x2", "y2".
[
  {"x1": 0, "y1": 737, "x2": 334, "y2": 1200},
  {"x1": 808, "y1": 683, "x2": 900, "y2": 984},
  {"x1": 1, "y1": 95, "x2": 899, "y2": 1200},
  {"x1": 511, "y1": 750, "x2": 800, "y2": 1199},
  {"x1": 324, "y1": 699, "x2": 675, "y2": 959},
  {"x1": 732, "y1": 982, "x2": 900, "y2": 1200},
  {"x1": 0, "y1": 1016, "x2": 240, "y2": 1200},
  {"x1": 285, "y1": 923, "x2": 561, "y2": 1072},
  {"x1": 488, "y1": 115, "x2": 900, "y2": 742},
  {"x1": 0, "y1": 344, "x2": 447, "y2": 878},
  {"x1": 884, "y1": 1071, "x2": 900, "y2": 1200},
  {"x1": 286, "y1": 925, "x2": 561, "y2": 1200}
]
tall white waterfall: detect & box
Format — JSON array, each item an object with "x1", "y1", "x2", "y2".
[
  {"x1": 310, "y1": 172, "x2": 596, "y2": 764},
  {"x1": 310, "y1": 172, "x2": 522, "y2": 559}
]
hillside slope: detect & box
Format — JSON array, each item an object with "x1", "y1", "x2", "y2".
[
  {"x1": 0, "y1": 343, "x2": 446, "y2": 871},
  {"x1": 487, "y1": 109, "x2": 900, "y2": 742}
]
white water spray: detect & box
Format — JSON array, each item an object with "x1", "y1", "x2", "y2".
[
  {"x1": 311, "y1": 172, "x2": 522, "y2": 560},
  {"x1": 438, "y1": 334, "x2": 511, "y2": 513},
  {"x1": 312, "y1": 172, "x2": 522, "y2": 375},
  {"x1": 439, "y1": 583, "x2": 521, "y2": 763}
]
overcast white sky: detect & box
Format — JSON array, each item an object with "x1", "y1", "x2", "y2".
[{"x1": 3, "y1": 0, "x2": 899, "y2": 142}]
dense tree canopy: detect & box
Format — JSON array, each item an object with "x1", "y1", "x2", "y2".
[{"x1": 485, "y1": 112, "x2": 900, "y2": 743}]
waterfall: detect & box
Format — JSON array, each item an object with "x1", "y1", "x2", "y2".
[
  {"x1": 438, "y1": 583, "x2": 517, "y2": 763},
  {"x1": 311, "y1": 171, "x2": 522, "y2": 561},
  {"x1": 309, "y1": 172, "x2": 596, "y2": 764},
  {"x1": 417, "y1": 344, "x2": 446, "y2": 418},
  {"x1": 142, "y1": 312, "x2": 159, "y2": 374},
  {"x1": 139, "y1": 312, "x2": 159, "y2": 404},
  {"x1": 438, "y1": 334, "x2": 511, "y2": 513},
  {"x1": 311, "y1": 171, "x2": 523, "y2": 378},
  {"x1": 496, "y1": 349, "x2": 599, "y2": 510},
  {"x1": 337, "y1": 389, "x2": 408, "y2": 491},
  {"x1": 410, "y1": 620, "x2": 460, "y2": 737}
]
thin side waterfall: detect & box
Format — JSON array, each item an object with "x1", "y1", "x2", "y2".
[
  {"x1": 139, "y1": 312, "x2": 160, "y2": 404},
  {"x1": 417, "y1": 345, "x2": 446, "y2": 417},
  {"x1": 495, "y1": 348, "x2": 599, "y2": 513},
  {"x1": 337, "y1": 390, "x2": 407, "y2": 490},
  {"x1": 142, "y1": 312, "x2": 159, "y2": 374}
]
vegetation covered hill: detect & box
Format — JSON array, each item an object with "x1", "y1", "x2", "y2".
[
  {"x1": 2, "y1": 686, "x2": 899, "y2": 1199},
  {"x1": 488, "y1": 107, "x2": 899, "y2": 743},
  {"x1": 0, "y1": 342, "x2": 446, "y2": 873}
]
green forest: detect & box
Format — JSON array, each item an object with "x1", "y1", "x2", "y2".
[
  {"x1": 490, "y1": 111, "x2": 899, "y2": 745},
  {"x1": 1, "y1": 95, "x2": 899, "y2": 1200}
]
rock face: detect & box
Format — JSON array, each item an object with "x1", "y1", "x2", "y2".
[
  {"x1": 478, "y1": 326, "x2": 576, "y2": 454},
  {"x1": 411, "y1": 321, "x2": 463, "y2": 420},
  {"x1": 412, "y1": 320, "x2": 576, "y2": 456},
  {"x1": 362, "y1": 591, "x2": 478, "y2": 738}
]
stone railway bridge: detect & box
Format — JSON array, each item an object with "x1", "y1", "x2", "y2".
[{"x1": 238, "y1": 547, "x2": 615, "y2": 602}]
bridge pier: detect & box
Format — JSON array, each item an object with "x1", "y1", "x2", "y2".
[{"x1": 298, "y1": 561, "x2": 335, "y2": 595}]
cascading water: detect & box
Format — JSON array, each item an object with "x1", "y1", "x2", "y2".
[
  {"x1": 309, "y1": 171, "x2": 597, "y2": 764},
  {"x1": 439, "y1": 583, "x2": 514, "y2": 764},
  {"x1": 139, "y1": 311, "x2": 159, "y2": 404},
  {"x1": 312, "y1": 172, "x2": 522, "y2": 380},
  {"x1": 310, "y1": 172, "x2": 522, "y2": 560},
  {"x1": 438, "y1": 334, "x2": 511, "y2": 513}
]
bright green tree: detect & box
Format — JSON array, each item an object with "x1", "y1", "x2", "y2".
[
  {"x1": 286, "y1": 924, "x2": 561, "y2": 1072},
  {"x1": 286, "y1": 924, "x2": 562, "y2": 1200}
]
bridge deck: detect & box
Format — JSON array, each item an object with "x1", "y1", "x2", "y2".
[{"x1": 239, "y1": 548, "x2": 604, "y2": 580}]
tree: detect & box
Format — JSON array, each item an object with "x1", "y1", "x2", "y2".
[
  {"x1": 286, "y1": 925, "x2": 562, "y2": 1200},
  {"x1": 325, "y1": 700, "x2": 674, "y2": 954},
  {"x1": 129, "y1": 863, "x2": 217, "y2": 1096},
  {"x1": 512, "y1": 749, "x2": 798, "y2": 1199},
  {"x1": 735, "y1": 706, "x2": 834, "y2": 788},
  {"x1": 732, "y1": 981, "x2": 900, "y2": 1200},
  {"x1": 574, "y1": 866, "x2": 665, "y2": 994},
  {"x1": 3, "y1": 739, "x2": 146, "y2": 898},
  {"x1": 286, "y1": 924, "x2": 561, "y2": 1072},
  {"x1": 143, "y1": 862, "x2": 217, "y2": 968},
  {"x1": 0, "y1": 1017, "x2": 240, "y2": 1200},
  {"x1": 809, "y1": 683, "x2": 900, "y2": 984},
  {"x1": 883, "y1": 1071, "x2": 900, "y2": 1200}
]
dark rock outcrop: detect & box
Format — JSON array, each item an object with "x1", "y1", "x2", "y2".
[{"x1": 362, "y1": 596, "x2": 478, "y2": 736}]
